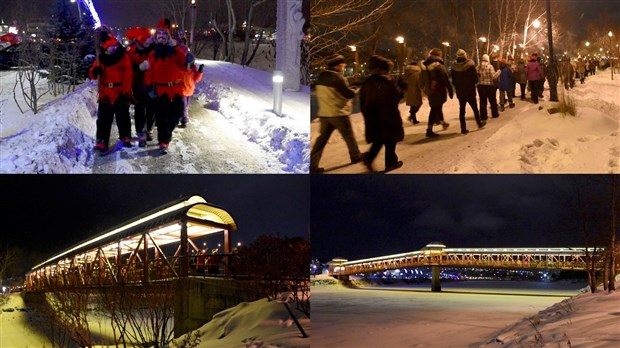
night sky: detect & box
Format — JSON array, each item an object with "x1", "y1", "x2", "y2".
[
  {"x1": 1, "y1": 175, "x2": 309, "y2": 270},
  {"x1": 311, "y1": 175, "x2": 615, "y2": 262}
]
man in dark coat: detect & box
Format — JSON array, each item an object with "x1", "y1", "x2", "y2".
[
  {"x1": 423, "y1": 48, "x2": 453, "y2": 138},
  {"x1": 359, "y1": 55, "x2": 404, "y2": 172},
  {"x1": 450, "y1": 49, "x2": 484, "y2": 135}
]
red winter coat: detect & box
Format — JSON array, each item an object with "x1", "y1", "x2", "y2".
[
  {"x1": 89, "y1": 47, "x2": 133, "y2": 104},
  {"x1": 147, "y1": 43, "x2": 187, "y2": 100},
  {"x1": 183, "y1": 64, "x2": 203, "y2": 97},
  {"x1": 127, "y1": 44, "x2": 152, "y2": 90}
]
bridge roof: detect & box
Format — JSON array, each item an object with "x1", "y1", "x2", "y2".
[{"x1": 31, "y1": 195, "x2": 237, "y2": 271}]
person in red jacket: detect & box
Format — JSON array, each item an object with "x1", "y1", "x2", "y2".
[
  {"x1": 139, "y1": 19, "x2": 188, "y2": 154},
  {"x1": 180, "y1": 51, "x2": 204, "y2": 127},
  {"x1": 126, "y1": 27, "x2": 155, "y2": 147},
  {"x1": 89, "y1": 29, "x2": 133, "y2": 153}
]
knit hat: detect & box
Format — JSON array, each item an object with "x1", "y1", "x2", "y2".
[
  {"x1": 481, "y1": 54, "x2": 490, "y2": 62},
  {"x1": 155, "y1": 18, "x2": 171, "y2": 37},
  {"x1": 99, "y1": 30, "x2": 118, "y2": 50},
  {"x1": 456, "y1": 49, "x2": 467, "y2": 59},
  {"x1": 429, "y1": 48, "x2": 442, "y2": 57},
  {"x1": 126, "y1": 27, "x2": 151, "y2": 45},
  {"x1": 326, "y1": 54, "x2": 345, "y2": 67},
  {"x1": 501, "y1": 58, "x2": 507, "y2": 64},
  {"x1": 368, "y1": 55, "x2": 393, "y2": 73}
]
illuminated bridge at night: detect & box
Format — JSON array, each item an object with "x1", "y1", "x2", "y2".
[
  {"x1": 328, "y1": 242, "x2": 614, "y2": 291},
  {"x1": 25, "y1": 195, "x2": 237, "y2": 292}
]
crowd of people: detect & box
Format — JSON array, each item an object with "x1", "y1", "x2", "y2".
[
  {"x1": 90, "y1": 19, "x2": 203, "y2": 155},
  {"x1": 311, "y1": 47, "x2": 600, "y2": 173}
]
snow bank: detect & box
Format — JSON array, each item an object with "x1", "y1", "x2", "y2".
[
  {"x1": 0, "y1": 81, "x2": 98, "y2": 173},
  {"x1": 172, "y1": 298, "x2": 310, "y2": 348},
  {"x1": 194, "y1": 60, "x2": 310, "y2": 173}
]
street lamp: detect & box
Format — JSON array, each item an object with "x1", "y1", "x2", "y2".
[
  {"x1": 190, "y1": 0, "x2": 197, "y2": 51},
  {"x1": 442, "y1": 41, "x2": 450, "y2": 62},
  {"x1": 532, "y1": 19, "x2": 541, "y2": 29},
  {"x1": 396, "y1": 36, "x2": 405, "y2": 75},
  {"x1": 609, "y1": 31, "x2": 614, "y2": 80},
  {"x1": 70, "y1": 0, "x2": 82, "y2": 23},
  {"x1": 272, "y1": 71, "x2": 284, "y2": 116},
  {"x1": 349, "y1": 45, "x2": 358, "y2": 81}
]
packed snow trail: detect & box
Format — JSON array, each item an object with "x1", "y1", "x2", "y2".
[{"x1": 92, "y1": 101, "x2": 285, "y2": 173}]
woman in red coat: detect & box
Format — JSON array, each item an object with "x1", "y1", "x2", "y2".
[
  {"x1": 138, "y1": 19, "x2": 188, "y2": 154},
  {"x1": 89, "y1": 30, "x2": 133, "y2": 153}
]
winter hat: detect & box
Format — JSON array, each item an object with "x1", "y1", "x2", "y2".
[
  {"x1": 99, "y1": 30, "x2": 118, "y2": 50},
  {"x1": 456, "y1": 49, "x2": 467, "y2": 59},
  {"x1": 501, "y1": 58, "x2": 507, "y2": 64},
  {"x1": 481, "y1": 54, "x2": 490, "y2": 62},
  {"x1": 155, "y1": 18, "x2": 171, "y2": 37},
  {"x1": 429, "y1": 48, "x2": 442, "y2": 57},
  {"x1": 326, "y1": 54, "x2": 345, "y2": 67},
  {"x1": 126, "y1": 27, "x2": 151, "y2": 45},
  {"x1": 368, "y1": 55, "x2": 393, "y2": 73}
]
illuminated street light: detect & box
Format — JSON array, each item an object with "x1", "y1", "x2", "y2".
[
  {"x1": 349, "y1": 45, "x2": 359, "y2": 81},
  {"x1": 395, "y1": 36, "x2": 405, "y2": 75},
  {"x1": 609, "y1": 31, "x2": 614, "y2": 80},
  {"x1": 272, "y1": 71, "x2": 284, "y2": 116},
  {"x1": 533, "y1": 19, "x2": 541, "y2": 28},
  {"x1": 585, "y1": 41, "x2": 590, "y2": 47}
]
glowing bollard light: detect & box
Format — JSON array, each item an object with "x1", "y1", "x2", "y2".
[{"x1": 273, "y1": 70, "x2": 284, "y2": 116}]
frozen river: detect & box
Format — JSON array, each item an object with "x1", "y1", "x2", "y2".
[{"x1": 311, "y1": 280, "x2": 587, "y2": 348}]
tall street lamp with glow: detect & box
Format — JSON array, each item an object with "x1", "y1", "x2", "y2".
[
  {"x1": 609, "y1": 31, "x2": 614, "y2": 80},
  {"x1": 442, "y1": 41, "x2": 450, "y2": 63},
  {"x1": 478, "y1": 37, "x2": 487, "y2": 63},
  {"x1": 396, "y1": 36, "x2": 405, "y2": 75},
  {"x1": 190, "y1": 0, "x2": 197, "y2": 51},
  {"x1": 71, "y1": 0, "x2": 82, "y2": 23},
  {"x1": 349, "y1": 45, "x2": 358, "y2": 82}
]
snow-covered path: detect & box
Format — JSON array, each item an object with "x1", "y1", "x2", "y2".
[
  {"x1": 0, "y1": 60, "x2": 310, "y2": 173},
  {"x1": 311, "y1": 69, "x2": 620, "y2": 174},
  {"x1": 92, "y1": 101, "x2": 284, "y2": 173}
]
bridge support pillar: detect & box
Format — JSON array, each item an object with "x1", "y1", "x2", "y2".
[
  {"x1": 431, "y1": 266, "x2": 441, "y2": 292},
  {"x1": 174, "y1": 277, "x2": 258, "y2": 338}
]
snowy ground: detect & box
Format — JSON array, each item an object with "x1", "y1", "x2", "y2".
[
  {"x1": 0, "y1": 293, "x2": 310, "y2": 348},
  {"x1": 0, "y1": 60, "x2": 309, "y2": 173},
  {"x1": 311, "y1": 69, "x2": 620, "y2": 174},
  {"x1": 311, "y1": 275, "x2": 620, "y2": 348}
]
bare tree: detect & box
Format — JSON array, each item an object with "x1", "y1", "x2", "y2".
[
  {"x1": 12, "y1": 42, "x2": 50, "y2": 114},
  {"x1": 310, "y1": 0, "x2": 394, "y2": 63}
]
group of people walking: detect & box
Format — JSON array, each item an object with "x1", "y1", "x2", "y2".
[
  {"x1": 90, "y1": 19, "x2": 203, "y2": 155},
  {"x1": 310, "y1": 47, "x2": 551, "y2": 173}
]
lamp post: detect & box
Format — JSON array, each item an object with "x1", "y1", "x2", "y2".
[
  {"x1": 70, "y1": 0, "x2": 82, "y2": 23},
  {"x1": 349, "y1": 45, "x2": 358, "y2": 82},
  {"x1": 478, "y1": 37, "x2": 487, "y2": 63},
  {"x1": 190, "y1": 0, "x2": 197, "y2": 51},
  {"x1": 609, "y1": 31, "x2": 614, "y2": 80},
  {"x1": 442, "y1": 41, "x2": 450, "y2": 63},
  {"x1": 396, "y1": 36, "x2": 405, "y2": 75},
  {"x1": 273, "y1": 70, "x2": 284, "y2": 116}
]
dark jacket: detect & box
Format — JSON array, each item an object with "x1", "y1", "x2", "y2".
[
  {"x1": 450, "y1": 57, "x2": 478, "y2": 99},
  {"x1": 423, "y1": 55, "x2": 453, "y2": 107},
  {"x1": 359, "y1": 73, "x2": 404, "y2": 143},
  {"x1": 498, "y1": 62, "x2": 513, "y2": 91}
]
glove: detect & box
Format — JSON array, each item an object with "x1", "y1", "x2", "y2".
[
  {"x1": 139, "y1": 60, "x2": 150, "y2": 71},
  {"x1": 91, "y1": 66, "x2": 103, "y2": 77},
  {"x1": 198, "y1": 64, "x2": 204, "y2": 73}
]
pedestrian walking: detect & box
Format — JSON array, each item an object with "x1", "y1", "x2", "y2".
[
  {"x1": 576, "y1": 58, "x2": 586, "y2": 84},
  {"x1": 537, "y1": 56, "x2": 546, "y2": 98},
  {"x1": 126, "y1": 27, "x2": 156, "y2": 147},
  {"x1": 525, "y1": 53, "x2": 544, "y2": 104},
  {"x1": 497, "y1": 58, "x2": 515, "y2": 111},
  {"x1": 450, "y1": 49, "x2": 484, "y2": 134},
  {"x1": 138, "y1": 18, "x2": 189, "y2": 154},
  {"x1": 403, "y1": 62, "x2": 423, "y2": 124},
  {"x1": 180, "y1": 51, "x2": 204, "y2": 128},
  {"x1": 515, "y1": 59, "x2": 528, "y2": 100},
  {"x1": 359, "y1": 55, "x2": 405, "y2": 172},
  {"x1": 90, "y1": 28, "x2": 134, "y2": 153},
  {"x1": 422, "y1": 48, "x2": 453, "y2": 137},
  {"x1": 310, "y1": 54, "x2": 365, "y2": 173},
  {"x1": 477, "y1": 54, "x2": 499, "y2": 119}
]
